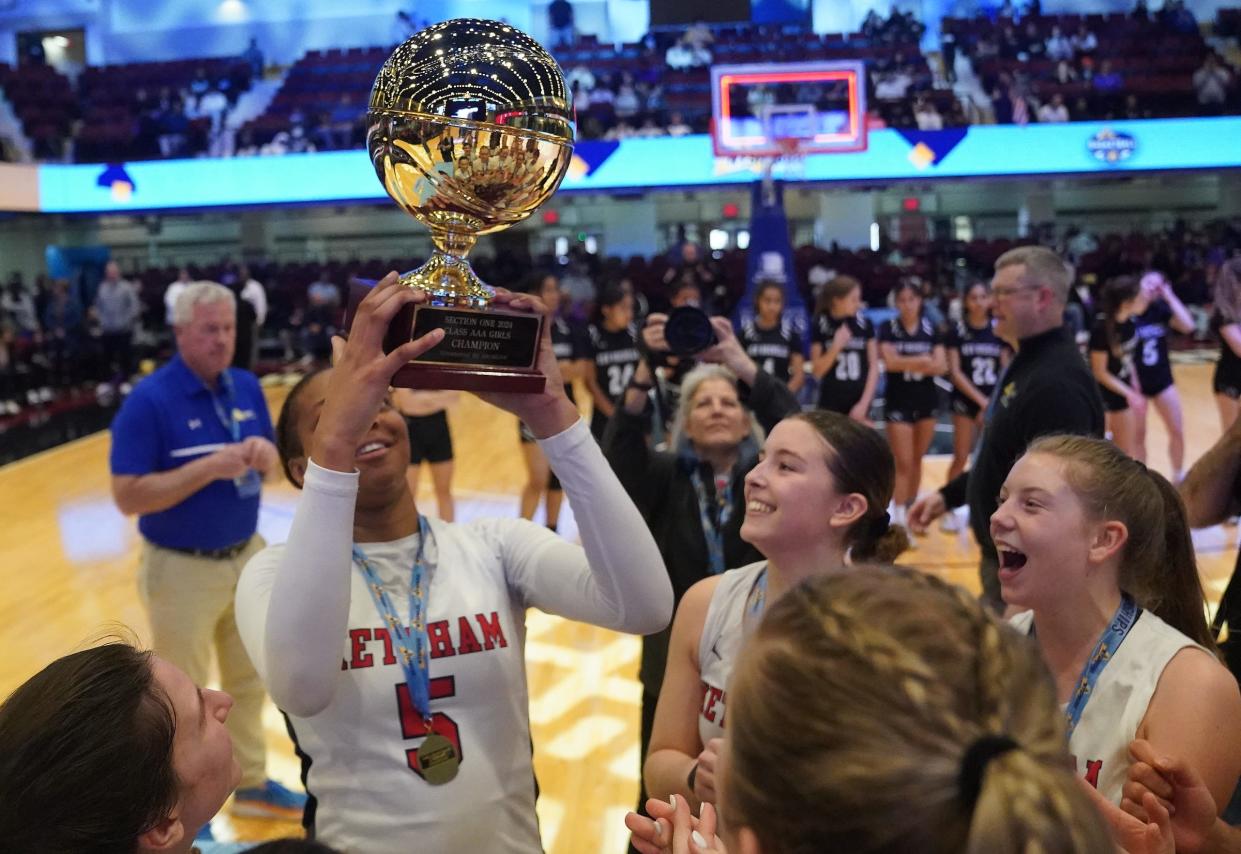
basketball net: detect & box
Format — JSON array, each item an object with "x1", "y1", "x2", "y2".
[{"x1": 759, "y1": 137, "x2": 806, "y2": 203}]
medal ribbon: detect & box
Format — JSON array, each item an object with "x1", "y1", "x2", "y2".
[
  {"x1": 352, "y1": 515, "x2": 435, "y2": 722},
  {"x1": 690, "y1": 468, "x2": 733, "y2": 576},
  {"x1": 1063, "y1": 594, "x2": 1140, "y2": 739}
]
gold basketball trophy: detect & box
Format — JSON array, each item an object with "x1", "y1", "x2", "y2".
[{"x1": 346, "y1": 18, "x2": 575, "y2": 391}]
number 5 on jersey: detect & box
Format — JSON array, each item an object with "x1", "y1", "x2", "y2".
[{"x1": 395, "y1": 677, "x2": 462, "y2": 780}]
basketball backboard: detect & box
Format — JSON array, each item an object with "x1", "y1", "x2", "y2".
[{"x1": 710, "y1": 61, "x2": 868, "y2": 159}]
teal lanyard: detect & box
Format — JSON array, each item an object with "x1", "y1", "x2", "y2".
[
  {"x1": 351, "y1": 516, "x2": 435, "y2": 721},
  {"x1": 690, "y1": 468, "x2": 733, "y2": 575}
]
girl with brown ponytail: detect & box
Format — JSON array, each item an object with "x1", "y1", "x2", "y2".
[
  {"x1": 629, "y1": 565, "x2": 1130, "y2": 854},
  {"x1": 994, "y1": 434, "x2": 1241, "y2": 808},
  {"x1": 641, "y1": 410, "x2": 909, "y2": 812}
]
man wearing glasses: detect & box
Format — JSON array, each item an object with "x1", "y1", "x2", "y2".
[{"x1": 909, "y1": 246, "x2": 1104, "y2": 609}]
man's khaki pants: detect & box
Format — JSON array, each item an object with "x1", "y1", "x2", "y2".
[{"x1": 139, "y1": 536, "x2": 267, "y2": 788}]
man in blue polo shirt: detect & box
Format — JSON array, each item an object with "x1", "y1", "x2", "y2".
[{"x1": 110, "y1": 281, "x2": 306, "y2": 827}]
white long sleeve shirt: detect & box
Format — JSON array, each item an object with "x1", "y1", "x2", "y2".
[{"x1": 235, "y1": 417, "x2": 670, "y2": 852}]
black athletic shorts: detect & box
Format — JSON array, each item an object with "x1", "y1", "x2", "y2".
[
  {"x1": 1140, "y1": 375, "x2": 1174, "y2": 398},
  {"x1": 406, "y1": 411, "x2": 453, "y2": 465},
  {"x1": 950, "y1": 394, "x2": 983, "y2": 419},
  {"x1": 1215, "y1": 360, "x2": 1241, "y2": 400},
  {"x1": 1099, "y1": 385, "x2": 1130, "y2": 413},
  {"x1": 885, "y1": 384, "x2": 938, "y2": 424}
]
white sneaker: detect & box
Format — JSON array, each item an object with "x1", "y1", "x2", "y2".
[{"x1": 940, "y1": 511, "x2": 960, "y2": 533}]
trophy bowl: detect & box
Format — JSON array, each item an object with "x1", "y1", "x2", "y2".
[{"x1": 351, "y1": 18, "x2": 575, "y2": 391}]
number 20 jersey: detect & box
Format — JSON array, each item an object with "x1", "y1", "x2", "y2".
[{"x1": 812, "y1": 313, "x2": 874, "y2": 412}]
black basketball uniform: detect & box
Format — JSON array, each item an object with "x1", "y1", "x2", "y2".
[
  {"x1": 812, "y1": 313, "x2": 874, "y2": 414},
  {"x1": 740, "y1": 320, "x2": 803, "y2": 385},
  {"x1": 588, "y1": 323, "x2": 641, "y2": 438},
  {"x1": 947, "y1": 319, "x2": 1008, "y2": 418},
  {"x1": 1213, "y1": 311, "x2": 1241, "y2": 400},
  {"x1": 1088, "y1": 313, "x2": 1138, "y2": 412},
  {"x1": 880, "y1": 316, "x2": 942, "y2": 423},
  {"x1": 1132, "y1": 302, "x2": 1175, "y2": 398},
  {"x1": 520, "y1": 316, "x2": 590, "y2": 444}
]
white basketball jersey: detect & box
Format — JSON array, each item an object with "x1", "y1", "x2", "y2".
[
  {"x1": 1011, "y1": 608, "x2": 1204, "y2": 803},
  {"x1": 697, "y1": 562, "x2": 766, "y2": 747},
  {"x1": 255, "y1": 519, "x2": 542, "y2": 853}
]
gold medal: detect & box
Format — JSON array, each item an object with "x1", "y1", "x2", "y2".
[{"x1": 417, "y1": 733, "x2": 460, "y2": 785}]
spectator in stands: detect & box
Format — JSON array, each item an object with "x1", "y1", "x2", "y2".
[
  {"x1": 1055, "y1": 58, "x2": 1080, "y2": 84},
  {"x1": 989, "y1": 76, "x2": 1015, "y2": 124},
  {"x1": 165, "y1": 267, "x2": 192, "y2": 327},
  {"x1": 188, "y1": 67, "x2": 211, "y2": 107},
  {"x1": 2, "y1": 277, "x2": 38, "y2": 339},
  {"x1": 243, "y1": 37, "x2": 264, "y2": 81},
  {"x1": 92, "y1": 261, "x2": 141, "y2": 387},
  {"x1": 239, "y1": 264, "x2": 267, "y2": 331},
  {"x1": 914, "y1": 96, "x2": 944, "y2": 130},
  {"x1": 1160, "y1": 0, "x2": 1198, "y2": 35},
  {"x1": 1037, "y1": 92, "x2": 1070, "y2": 123},
  {"x1": 1123, "y1": 93, "x2": 1149, "y2": 120},
  {"x1": 1020, "y1": 21, "x2": 1046, "y2": 61},
  {"x1": 875, "y1": 68, "x2": 913, "y2": 101},
  {"x1": 42, "y1": 278, "x2": 82, "y2": 389},
  {"x1": 1093, "y1": 60, "x2": 1124, "y2": 93},
  {"x1": 614, "y1": 73, "x2": 640, "y2": 121},
  {"x1": 566, "y1": 63, "x2": 595, "y2": 94},
  {"x1": 635, "y1": 117, "x2": 666, "y2": 137},
  {"x1": 1072, "y1": 23, "x2": 1098, "y2": 56},
  {"x1": 319, "y1": 93, "x2": 359, "y2": 150},
  {"x1": 682, "y1": 21, "x2": 714, "y2": 52},
  {"x1": 158, "y1": 99, "x2": 190, "y2": 158},
  {"x1": 998, "y1": 24, "x2": 1022, "y2": 60},
  {"x1": 197, "y1": 86, "x2": 230, "y2": 155},
  {"x1": 589, "y1": 80, "x2": 615, "y2": 110},
  {"x1": 666, "y1": 111, "x2": 692, "y2": 137},
  {"x1": 1194, "y1": 54, "x2": 1233, "y2": 115},
  {"x1": 1045, "y1": 25, "x2": 1074, "y2": 61},
  {"x1": 548, "y1": 0, "x2": 574, "y2": 48}
]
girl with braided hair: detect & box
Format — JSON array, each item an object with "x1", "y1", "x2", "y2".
[
  {"x1": 629, "y1": 565, "x2": 1135, "y2": 853},
  {"x1": 641, "y1": 410, "x2": 909, "y2": 813},
  {"x1": 995, "y1": 435, "x2": 1241, "y2": 807}
]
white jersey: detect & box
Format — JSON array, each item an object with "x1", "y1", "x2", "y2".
[
  {"x1": 697, "y1": 562, "x2": 765, "y2": 747},
  {"x1": 235, "y1": 418, "x2": 672, "y2": 853},
  {"x1": 1011, "y1": 608, "x2": 1204, "y2": 802}
]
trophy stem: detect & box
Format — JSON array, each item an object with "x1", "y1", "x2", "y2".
[{"x1": 398, "y1": 243, "x2": 492, "y2": 309}]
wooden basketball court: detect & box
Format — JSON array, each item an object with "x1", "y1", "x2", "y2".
[{"x1": 0, "y1": 360, "x2": 1234, "y2": 852}]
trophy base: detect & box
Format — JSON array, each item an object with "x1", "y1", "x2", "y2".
[
  {"x1": 390, "y1": 363, "x2": 546, "y2": 393},
  {"x1": 344, "y1": 280, "x2": 547, "y2": 394}
]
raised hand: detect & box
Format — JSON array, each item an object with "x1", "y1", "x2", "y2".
[
  {"x1": 471, "y1": 287, "x2": 578, "y2": 439},
  {"x1": 311, "y1": 272, "x2": 443, "y2": 471}
]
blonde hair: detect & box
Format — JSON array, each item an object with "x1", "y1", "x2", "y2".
[
  {"x1": 723, "y1": 565, "x2": 1113, "y2": 854},
  {"x1": 995, "y1": 246, "x2": 1072, "y2": 306},
  {"x1": 172, "y1": 281, "x2": 235, "y2": 326},
  {"x1": 1027, "y1": 435, "x2": 1216, "y2": 651},
  {"x1": 668, "y1": 363, "x2": 764, "y2": 451}
]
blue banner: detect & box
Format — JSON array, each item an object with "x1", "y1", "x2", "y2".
[{"x1": 31, "y1": 117, "x2": 1241, "y2": 214}]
